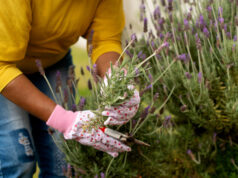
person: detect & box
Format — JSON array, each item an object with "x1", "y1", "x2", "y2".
[{"x1": 0, "y1": 0, "x2": 140, "y2": 178}]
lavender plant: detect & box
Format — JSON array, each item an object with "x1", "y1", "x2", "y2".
[{"x1": 123, "y1": 0, "x2": 238, "y2": 177}]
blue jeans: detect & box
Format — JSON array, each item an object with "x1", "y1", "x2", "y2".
[{"x1": 0, "y1": 51, "x2": 73, "y2": 178}]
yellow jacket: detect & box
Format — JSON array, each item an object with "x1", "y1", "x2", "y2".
[{"x1": 0, "y1": 0, "x2": 125, "y2": 92}]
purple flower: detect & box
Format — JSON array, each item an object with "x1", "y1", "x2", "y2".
[
  {"x1": 164, "y1": 42, "x2": 170, "y2": 48},
  {"x1": 163, "y1": 115, "x2": 172, "y2": 127},
  {"x1": 151, "y1": 41, "x2": 156, "y2": 50},
  {"x1": 132, "y1": 119, "x2": 137, "y2": 128},
  {"x1": 137, "y1": 51, "x2": 143, "y2": 59},
  {"x1": 141, "y1": 54, "x2": 147, "y2": 60},
  {"x1": 140, "y1": 105, "x2": 150, "y2": 120},
  {"x1": 178, "y1": 54, "x2": 187, "y2": 61},
  {"x1": 100, "y1": 172, "x2": 105, "y2": 178},
  {"x1": 198, "y1": 72, "x2": 202, "y2": 83},
  {"x1": 35, "y1": 59, "x2": 45, "y2": 75},
  {"x1": 165, "y1": 115, "x2": 171, "y2": 120},
  {"x1": 131, "y1": 33, "x2": 137, "y2": 42},
  {"x1": 184, "y1": 19, "x2": 189, "y2": 30},
  {"x1": 159, "y1": 33, "x2": 164, "y2": 40},
  {"x1": 226, "y1": 32, "x2": 231, "y2": 39},
  {"x1": 133, "y1": 67, "x2": 139, "y2": 76},
  {"x1": 71, "y1": 104, "x2": 77, "y2": 112},
  {"x1": 79, "y1": 97, "x2": 86, "y2": 111},
  {"x1": 158, "y1": 18, "x2": 165, "y2": 25},
  {"x1": 140, "y1": 3, "x2": 145, "y2": 13},
  {"x1": 234, "y1": 35, "x2": 237, "y2": 42},
  {"x1": 207, "y1": 6, "x2": 212, "y2": 12},
  {"x1": 156, "y1": 54, "x2": 161, "y2": 60},
  {"x1": 187, "y1": 149, "x2": 192, "y2": 155},
  {"x1": 178, "y1": 54, "x2": 190, "y2": 63},
  {"x1": 218, "y1": 17, "x2": 224, "y2": 25},
  {"x1": 218, "y1": 7, "x2": 223, "y2": 16},
  {"x1": 146, "y1": 84, "x2": 152, "y2": 90},
  {"x1": 185, "y1": 72, "x2": 192, "y2": 79},
  {"x1": 86, "y1": 65, "x2": 91, "y2": 72},
  {"x1": 199, "y1": 15, "x2": 205, "y2": 27},
  {"x1": 224, "y1": 23, "x2": 227, "y2": 31},
  {"x1": 153, "y1": 6, "x2": 161, "y2": 20},
  {"x1": 126, "y1": 50, "x2": 133, "y2": 58},
  {"x1": 203, "y1": 27, "x2": 210, "y2": 37},
  {"x1": 144, "y1": 18, "x2": 148, "y2": 33}
]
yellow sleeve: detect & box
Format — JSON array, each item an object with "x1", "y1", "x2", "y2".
[
  {"x1": 0, "y1": 0, "x2": 31, "y2": 92},
  {"x1": 84, "y1": 0, "x2": 125, "y2": 64}
]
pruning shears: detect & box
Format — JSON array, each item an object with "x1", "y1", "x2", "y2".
[{"x1": 100, "y1": 127, "x2": 150, "y2": 147}]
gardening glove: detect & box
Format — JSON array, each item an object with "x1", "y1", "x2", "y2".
[
  {"x1": 102, "y1": 67, "x2": 140, "y2": 126},
  {"x1": 47, "y1": 105, "x2": 131, "y2": 157}
]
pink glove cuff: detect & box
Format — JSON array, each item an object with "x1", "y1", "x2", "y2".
[{"x1": 46, "y1": 105, "x2": 78, "y2": 134}]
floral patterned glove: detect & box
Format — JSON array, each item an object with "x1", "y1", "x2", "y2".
[
  {"x1": 47, "y1": 105, "x2": 131, "y2": 157},
  {"x1": 102, "y1": 67, "x2": 140, "y2": 126},
  {"x1": 102, "y1": 86, "x2": 140, "y2": 125}
]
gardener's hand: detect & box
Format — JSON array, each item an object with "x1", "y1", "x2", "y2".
[
  {"x1": 102, "y1": 67, "x2": 140, "y2": 126},
  {"x1": 46, "y1": 105, "x2": 131, "y2": 157}
]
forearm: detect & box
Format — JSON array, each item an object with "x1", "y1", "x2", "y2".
[
  {"x1": 0, "y1": 52, "x2": 120, "y2": 121},
  {"x1": 95, "y1": 52, "x2": 120, "y2": 77},
  {"x1": 1, "y1": 74, "x2": 56, "y2": 121}
]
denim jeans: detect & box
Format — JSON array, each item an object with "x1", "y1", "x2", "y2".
[{"x1": 0, "y1": 51, "x2": 73, "y2": 178}]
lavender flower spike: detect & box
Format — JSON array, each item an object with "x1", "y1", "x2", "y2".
[
  {"x1": 199, "y1": 15, "x2": 205, "y2": 27},
  {"x1": 35, "y1": 59, "x2": 45, "y2": 75},
  {"x1": 185, "y1": 72, "x2": 192, "y2": 79},
  {"x1": 131, "y1": 33, "x2": 137, "y2": 42},
  {"x1": 137, "y1": 51, "x2": 143, "y2": 59},
  {"x1": 100, "y1": 172, "x2": 105, "y2": 178},
  {"x1": 79, "y1": 97, "x2": 86, "y2": 111},
  {"x1": 203, "y1": 27, "x2": 210, "y2": 37},
  {"x1": 143, "y1": 17, "x2": 148, "y2": 33},
  {"x1": 178, "y1": 54, "x2": 187, "y2": 61},
  {"x1": 86, "y1": 65, "x2": 91, "y2": 72},
  {"x1": 184, "y1": 19, "x2": 189, "y2": 30},
  {"x1": 234, "y1": 35, "x2": 237, "y2": 42},
  {"x1": 198, "y1": 72, "x2": 202, "y2": 83}
]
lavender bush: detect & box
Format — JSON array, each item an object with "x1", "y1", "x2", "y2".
[{"x1": 124, "y1": 0, "x2": 238, "y2": 177}]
